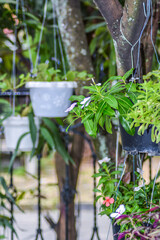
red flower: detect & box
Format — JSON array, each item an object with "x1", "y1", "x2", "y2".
[{"x1": 103, "y1": 197, "x2": 114, "y2": 207}]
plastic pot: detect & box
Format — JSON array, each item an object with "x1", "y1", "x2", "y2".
[
  {"x1": 3, "y1": 116, "x2": 40, "y2": 151},
  {"x1": 120, "y1": 124, "x2": 160, "y2": 156},
  {"x1": 112, "y1": 224, "x2": 124, "y2": 240},
  {"x1": 26, "y1": 81, "x2": 77, "y2": 118}
]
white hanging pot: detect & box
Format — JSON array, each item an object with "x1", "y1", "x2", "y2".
[
  {"x1": 3, "y1": 116, "x2": 40, "y2": 151},
  {"x1": 26, "y1": 81, "x2": 77, "y2": 118}
]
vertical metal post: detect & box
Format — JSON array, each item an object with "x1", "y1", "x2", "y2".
[
  {"x1": 133, "y1": 155, "x2": 135, "y2": 185},
  {"x1": 90, "y1": 152, "x2": 100, "y2": 240},
  {"x1": 65, "y1": 164, "x2": 69, "y2": 240},
  {"x1": 9, "y1": 152, "x2": 14, "y2": 240},
  {"x1": 35, "y1": 154, "x2": 44, "y2": 240},
  {"x1": 149, "y1": 157, "x2": 152, "y2": 181}
]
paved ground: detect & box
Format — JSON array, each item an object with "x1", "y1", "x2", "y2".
[{"x1": 4, "y1": 205, "x2": 113, "y2": 240}]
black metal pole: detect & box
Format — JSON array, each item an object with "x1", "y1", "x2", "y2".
[
  {"x1": 65, "y1": 164, "x2": 69, "y2": 240},
  {"x1": 9, "y1": 152, "x2": 14, "y2": 240},
  {"x1": 35, "y1": 153, "x2": 44, "y2": 240},
  {"x1": 90, "y1": 151, "x2": 101, "y2": 240}
]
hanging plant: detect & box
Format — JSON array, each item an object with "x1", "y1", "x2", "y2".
[
  {"x1": 21, "y1": 63, "x2": 93, "y2": 117},
  {"x1": 66, "y1": 68, "x2": 160, "y2": 155},
  {"x1": 66, "y1": 68, "x2": 136, "y2": 136},
  {"x1": 127, "y1": 71, "x2": 160, "y2": 143}
]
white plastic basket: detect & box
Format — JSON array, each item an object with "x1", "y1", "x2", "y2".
[
  {"x1": 26, "y1": 81, "x2": 77, "y2": 117},
  {"x1": 3, "y1": 116, "x2": 40, "y2": 151}
]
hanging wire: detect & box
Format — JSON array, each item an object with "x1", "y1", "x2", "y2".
[
  {"x1": 21, "y1": 0, "x2": 34, "y2": 72},
  {"x1": 106, "y1": 153, "x2": 128, "y2": 240},
  {"x1": 51, "y1": 1, "x2": 67, "y2": 77},
  {"x1": 120, "y1": 0, "x2": 153, "y2": 80},
  {"x1": 150, "y1": 160, "x2": 160, "y2": 208},
  {"x1": 115, "y1": 127, "x2": 120, "y2": 179},
  {"x1": 135, "y1": 0, "x2": 151, "y2": 77},
  {"x1": 12, "y1": 0, "x2": 20, "y2": 115},
  {"x1": 35, "y1": 0, "x2": 48, "y2": 68},
  {"x1": 150, "y1": 0, "x2": 160, "y2": 69},
  {"x1": 51, "y1": 0, "x2": 58, "y2": 70},
  {"x1": 138, "y1": 155, "x2": 148, "y2": 208},
  {"x1": 57, "y1": 27, "x2": 67, "y2": 77}
]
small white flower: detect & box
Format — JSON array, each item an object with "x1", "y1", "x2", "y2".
[
  {"x1": 96, "y1": 83, "x2": 101, "y2": 86},
  {"x1": 98, "y1": 157, "x2": 110, "y2": 164},
  {"x1": 65, "y1": 102, "x2": 77, "y2": 112},
  {"x1": 80, "y1": 97, "x2": 91, "y2": 108},
  {"x1": 91, "y1": 78, "x2": 96, "y2": 84},
  {"x1": 110, "y1": 204, "x2": 125, "y2": 219},
  {"x1": 134, "y1": 184, "x2": 145, "y2": 192}
]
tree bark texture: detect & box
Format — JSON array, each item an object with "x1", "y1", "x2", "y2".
[
  {"x1": 94, "y1": 0, "x2": 160, "y2": 76},
  {"x1": 53, "y1": 0, "x2": 94, "y2": 239},
  {"x1": 93, "y1": 0, "x2": 160, "y2": 182}
]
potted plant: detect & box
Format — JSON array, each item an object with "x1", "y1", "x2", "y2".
[
  {"x1": 115, "y1": 206, "x2": 160, "y2": 240},
  {"x1": 2, "y1": 104, "x2": 40, "y2": 152},
  {"x1": 21, "y1": 63, "x2": 92, "y2": 117},
  {"x1": 0, "y1": 74, "x2": 40, "y2": 152},
  {"x1": 124, "y1": 70, "x2": 160, "y2": 155},
  {"x1": 66, "y1": 69, "x2": 160, "y2": 155},
  {"x1": 94, "y1": 160, "x2": 160, "y2": 240}
]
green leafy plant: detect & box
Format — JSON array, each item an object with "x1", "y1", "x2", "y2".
[
  {"x1": 19, "y1": 63, "x2": 93, "y2": 83},
  {"x1": 94, "y1": 161, "x2": 160, "y2": 219},
  {"x1": 67, "y1": 69, "x2": 137, "y2": 137},
  {"x1": 0, "y1": 73, "x2": 25, "y2": 92},
  {"x1": 127, "y1": 70, "x2": 160, "y2": 143},
  {"x1": 116, "y1": 206, "x2": 160, "y2": 240},
  {"x1": 0, "y1": 176, "x2": 18, "y2": 239}
]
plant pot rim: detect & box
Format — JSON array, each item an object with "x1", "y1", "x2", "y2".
[
  {"x1": 25, "y1": 81, "x2": 77, "y2": 89},
  {"x1": 120, "y1": 124, "x2": 160, "y2": 156},
  {"x1": 3, "y1": 116, "x2": 39, "y2": 126}
]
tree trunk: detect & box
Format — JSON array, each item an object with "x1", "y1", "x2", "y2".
[
  {"x1": 53, "y1": 1, "x2": 94, "y2": 239},
  {"x1": 94, "y1": 0, "x2": 160, "y2": 76},
  {"x1": 94, "y1": 0, "x2": 160, "y2": 176}
]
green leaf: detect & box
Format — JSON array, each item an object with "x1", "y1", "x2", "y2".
[
  {"x1": 105, "y1": 116, "x2": 112, "y2": 134},
  {"x1": 84, "y1": 119, "x2": 97, "y2": 137},
  {"x1": 85, "y1": 22, "x2": 106, "y2": 33},
  {"x1": 40, "y1": 127, "x2": 55, "y2": 149},
  {"x1": 103, "y1": 105, "x2": 115, "y2": 117},
  {"x1": 119, "y1": 116, "x2": 135, "y2": 136},
  {"x1": 9, "y1": 132, "x2": 29, "y2": 171},
  {"x1": 28, "y1": 113, "x2": 37, "y2": 147},
  {"x1": 122, "y1": 68, "x2": 134, "y2": 81},
  {"x1": 65, "y1": 71, "x2": 76, "y2": 81},
  {"x1": 69, "y1": 95, "x2": 85, "y2": 102},
  {"x1": 42, "y1": 118, "x2": 73, "y2": 164},
  {"x1": 95, "y1": 102, "x2": 106, "y2": 124},
  {"x1": 104, "y1": 95, "x2": 118, "y2": 109}
]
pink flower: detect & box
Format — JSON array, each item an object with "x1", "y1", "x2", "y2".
[
  {"x1": 103, "y1": 197, "x2": 114, "y2": 207},
  {"x1": 3, "y1": 28, "x2": 13, "y2": 35}
]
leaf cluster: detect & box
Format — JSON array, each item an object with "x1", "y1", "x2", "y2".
[
  {"x1": 19, "y1": 63, "x2": 93, "y2": 83},
  {"x1": 68, "y1": 69, "x2": 136, "y2": 137},
  {"x1": 0, "y1": 177, "x2": 17, "y2": 239},
  {"x1": 94, "y1": 162, "x2": 160, "y2": 218},
  {"x1": 127, "y1": 70, "x2": 160, "y2": 143},
  {"x1": 116, "y1": 206, "x2": 160, "y2": 240}
]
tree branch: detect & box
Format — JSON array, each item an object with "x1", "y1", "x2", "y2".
[
  {"x1": 94, "y1": 0, "x2": 123, "y2": 39},
  {"x1": 121, "y1": 0, "x2": 148, "y2": 44}
]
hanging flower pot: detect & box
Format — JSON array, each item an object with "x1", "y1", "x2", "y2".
[
  {"x1": 26, "y1": 81, "x2": 77, "y2": 118},
  {"x1": 112, "y1": 223, "x2": 125, "y2": 240},
  {"x1": 3, "y1": 116, "x2": 40, "y2": 151},
  {"x1": 120, "y1": 124, "x2": 160, "y2": 156}
]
